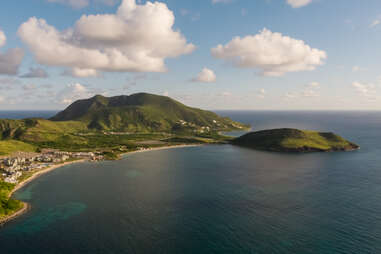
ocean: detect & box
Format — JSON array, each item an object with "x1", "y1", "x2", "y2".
[
  {"x1": 0, "y1": 111, "x2": 381, "y2": 253},
  {"x1": 0, "y1": 111, "x2": 58, "y2": 120}
]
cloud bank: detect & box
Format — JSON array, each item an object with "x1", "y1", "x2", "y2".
[
  {"x1": 0, "y1": 29, "x2": 24, "y2": 75},
  {"x1": 20, "y1": 67, "x2": 49, "y2": 78},
  {"x1": 46, "y1": 0, "x2": 120, "y2": 9},
  {"x1": 211, "y1": 28, "x2": 326, "y2": 76},
  {"x1": 19, "y1": 0, "x2": 195, "y2": 77}
]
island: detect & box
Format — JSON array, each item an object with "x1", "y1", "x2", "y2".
[
  {"x1": 0, "y1": 94, "x2": 360, "y2": 225},
  {"x1": 0, "y1": 93, "x2": 249, "y2": 224},
  {"x1": 232, "y1": 128, "x2": 359, "y2": 152}
]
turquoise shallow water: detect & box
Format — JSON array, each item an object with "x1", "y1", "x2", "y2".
[{"x1": 1, "y1": 111, "x2": 381, "y2": 253}]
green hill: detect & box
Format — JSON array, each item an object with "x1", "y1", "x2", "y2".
[
  {"x1": 232, "y1": 128, "x2": 359, "y2": 152},
  {"x1": 51, "y1": 93, "x2": 248, "y2": 132},
  {"x1": 0, "y1": 93, "x2": 248, "y2": 153}
]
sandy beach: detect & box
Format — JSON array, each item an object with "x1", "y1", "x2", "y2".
[
  {"x1": 122, "y1": 144, "x2": 203, "y2": 157},
  {"x1": 9, "y1": 159, "x2": 86, "y2": 198},
  {"x1": 0, "y1": 159, "x2": 86, "y2": 226},
  {"x1": 0, "y1": 144, "x2": 203, "y2": 226}
]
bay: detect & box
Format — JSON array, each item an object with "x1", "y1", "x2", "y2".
[{"x1": 1, "y1": 111, "x2": 381, "y2": 253}]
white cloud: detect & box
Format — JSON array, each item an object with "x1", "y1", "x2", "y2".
[
  {"x1": 370, "y1": 19, "x2": 380, "y2": 27},
  {"x1": 284, "y1": 81, "x2": 320, "y2": 99},
  {"x1": 47, "y1": 0, "x2": 90, "y2": 9},
  {"x1": 257, "y1": 88, "x2": 266, "y2": 99},
  {"x1": 20, "y1": 67, "x2": 49, "y2": 78},
  {"x1": 0, "y1": 29, "x2": 24, "y2": 75},
  {"x1": 0, "y1": 30, "x2": 6, "y2": 47},
  {"x1": 56, "y1": 83, "x2": 93, "y2": 104},
  {"x1": 211, "y1": 28, "x2": 326, "y2": 77},
  {"x1": 307, "y1": 81, "x2": 320, "y2": 88},
  {"x1": 22, "y1": 84, "x2": 37, "y2": 91},
  {"x1": 220, "y1": 91, "x2": 231, "y2": 97},
  {"x1": 47, "y1": 0, "x2": 120, "y2": 8},
  {"x1": 63, "y1": 68, "x2": 99, "y2": 78},
  {"x1": 192, "y1": 68, "x2": 216, "y2": 83},
  {"x1": 287, "y1": 0, "x2": 312, "y2": 8},
  {"x1": 0, "y1": 78, "x2": 21, "y2": 90},
  {"x1": 352, "y1": 66, "x2": 360, "y2": 72},
  {"x1": 212, "y1": 0, "x2": 233, "y2": 4},
  {"x1": 301, "y1": 89, "x2": 319, "y2": 97},
  {"x1": 352, "y1": 81, "x2": 375, "y2": 96},
  {"x1": 19, "y1": 0, "x2": 195, "y2": 77},
  {"x1": 284, "y1": 92, "x2": 298, "y2": 99}
]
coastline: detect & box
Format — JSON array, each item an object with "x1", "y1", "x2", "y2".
[
  {"x1": 0, "y1": 202, "x2": 30, "y2": 226},
  {"x1": 0, "y1": 144, "x2": 203, "y2": 227},
  {"x1": 9, "y1": 159, "x2": 87, "y2": 197},
  {"x1": 0, "y1": 159, "x2": 86, "y2": 227},
  {"x1": 122, "y1": 144, "x2": 204, "y2": 157}
]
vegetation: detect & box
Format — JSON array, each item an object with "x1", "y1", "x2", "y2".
[
  {"x1": 50, "y1": 93, "x2": 249, "y2": 132},
  {"x1": 0, "y1": 93, "x2": 249, "y2": 154},
  {"x1": 0, "y1": 182, "x2": 22, "y2": 218},
  {"x1": 0, "y1": 140, "x2": 37, "y2": 155},
  {"x1": 232, "y1": 128, "x2": 359, "y2": 152}
]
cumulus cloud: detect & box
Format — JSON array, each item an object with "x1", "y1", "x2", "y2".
[
  {"x1": 370, "y1": 19, "x2": 381, "y2": 27},
  {"x1": 62, "y1": 68, "x2": 99, "y2": 78},
  {"x1": 56, "y1": 83, "x2": 93, "y2": 104},
  {"x1": 284, "y1": 81, "x2": 320, "y2": 99},
  {"x1": 211, "y1": 28, "x2": 326, "y2": 77},
  {"x1": 287, "y1": 0, "x2": 312, "y2": 8},
  {"x1": 0, "y1": 29, "x2": 24, "y2": 75},
  {"x1": 257, "y1": 88, "x2": 266, "y2": 99},
  {"x1": 19, "y1": 0, "x2": 195, "y2": 77},
  {"x1": 192, "y1": 68, "x2": 216, "y2": 83},
  {"x1": 0, "y1": 30, "x2": 6, "y2": 48},
  {"x1": 20, "y1": 67, "x2": 49, "y2": 78},
  {"x1": 352, "y1": 81, "x2": 376, "y2": 96}
]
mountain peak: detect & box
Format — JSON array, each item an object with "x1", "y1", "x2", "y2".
[{"x1": 50, "y1": 93, "x2": 248, "y2": 132}]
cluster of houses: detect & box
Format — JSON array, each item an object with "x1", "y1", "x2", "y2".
[{"x1": 0, "y1": 149, "x2": 104, "y2": 184}]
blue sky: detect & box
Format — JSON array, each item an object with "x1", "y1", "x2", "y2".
[{"x1": 0, "y1": 0, "x2": 381, "y2": 110}]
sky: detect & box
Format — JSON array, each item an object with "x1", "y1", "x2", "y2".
[{"x1": 0, "y1": 0, "x2": 381, "y2": 110}]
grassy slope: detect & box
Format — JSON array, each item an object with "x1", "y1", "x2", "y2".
[
  {"x1": 0, "y1": 140, "x2": 36, "y2": 156},
  {"x1": 233, "y1": 129, "x2": 359, "y2": 152},
  {"x1": 51, "y1": 93, "x2": 249, "y2": 132},
  {"x1": 0, "y1": 182, "x2": 22, "y2": 218},
  {"x1": 0, "y1": 93, "x2": 249, "y2": 153}
]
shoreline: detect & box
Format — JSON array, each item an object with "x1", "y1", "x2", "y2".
[
  {"x1": 0, "y1": 144, "x2": 202, "y2": 227},
  {"x1": 0, "y1": 159, "x2": 86, "y2": 227},
  {"x1": 9, "y1": 159, "x2": 87, "y2": 197},
  {"x1": 0, "y1": 202, "x2": 30, "y2": 226},
  {"x1": 121, "y1": 144, "x2": 204, "y2": 157}
]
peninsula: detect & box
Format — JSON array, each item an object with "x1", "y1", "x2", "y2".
[{"x1": 232, "y1": 128, "x2": 359, "y2": 152}]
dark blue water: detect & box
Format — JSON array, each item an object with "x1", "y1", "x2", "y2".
[
  {"x1": 1, "y1": 111, "x2": 381, "y2": 253},
  {"x1": 0, "y1": 111, "x2": 58, "y2": 119}
]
